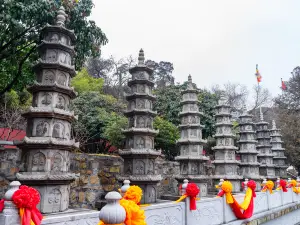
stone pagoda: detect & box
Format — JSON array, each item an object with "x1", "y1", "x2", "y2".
[
  {"x1": 212, "y1": 94, "x2": 242, "y2": 192},
  {"x1": 175, "y1": 75, "x2": 209, "y2": 197},
  {"x1": 237, "y1": 106, "x2": 260, "y2": 187},
  {"x1": 270, "y1": 120, "x2": 288, "y2": 178},
  {"x1": 117, "y1": 49, "x2": 161, "y2": 204},
  {"x1": 256, "y1": 108, "x2": 276, "y2": 179},
  {"x1": 15, "y1": 7, "x2": 77, "y2": 213}
]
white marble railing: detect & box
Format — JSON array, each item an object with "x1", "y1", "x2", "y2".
[{"x1": 143, "y1": 189, "x2": 300, "y2": 225}]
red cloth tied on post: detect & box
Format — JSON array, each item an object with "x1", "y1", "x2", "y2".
[
  {"x1": 276, "y1": 180, "x2": 288, "y2": 192},
  {"x1": 217, "y1": 180, "x2": 257, "y2": 219},
  {"x1": 0, "y1": 199, "x2": 4, "y2": 212},
  {"x1": 174, "y1": 183, "x2": 200, "y2": 210},
  {"x1": 12, "y1": 185, "x2": 43, "y2": 225},
  {"x1": 186, "y1": 183, "x2": 200, "y2": 210}
]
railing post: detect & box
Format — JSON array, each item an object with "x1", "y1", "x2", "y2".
[
  {"x1": 120, "y1": 180, "x2": 130, "y2": 197},
  {"x1": 99, "y1": 191, "x2": 126, "y2": 225},
  {"x1": 0, "y1": 181, "x2": 21, "y2": 225}
]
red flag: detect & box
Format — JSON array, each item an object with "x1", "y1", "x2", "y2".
[
  {"x1": 255, "y1": 64, "x2": 262, "y2": 83},
  {"x1": 281, "y1": 78, "x2": 287, "y2": 90}
]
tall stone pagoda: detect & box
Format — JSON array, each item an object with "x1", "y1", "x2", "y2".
[
  {"x1": 117, "y1": 49, "x2": 162, "y2": 204},
  {"x1": 15, "y1": 7, "x2": 77, "y2": 213},
  {"x1": 175, "y1": 75, "x2": 209, "y2": 197},
  {"x1": 237, "y1": 106, "x2": 260, "y2": 186},
  {"x1": 270, "y1": 120, "x2": 288, "y2": 178},
  {"x1": 212, "y1": 94, "x2": 242, "y2": 192},
  {"x1": 256, "y1": 108, "x2": 276, "y2": 179}
]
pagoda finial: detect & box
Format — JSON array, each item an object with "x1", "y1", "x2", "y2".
[
  {"x1": 260, "y1": 107, "x2": 264, "y2": 121},
  {"x1": 218, "y1": 91, "x2": 227, "y2": 105},
  {"x1": 56, "y1": 6, "x2": 67, "y2": 26},
  {"x1": 138, "y1": 49, "x2": 145, "y2": 65},
  {"x1": 272, "y1": 120, "x2": 277, "y2": 129},
  {"x1": 188, "y1": 74, "x2": 192, "y2": 83},
  {"x1": 242, "y1": 104, "x2": 247, "y2": 115}
]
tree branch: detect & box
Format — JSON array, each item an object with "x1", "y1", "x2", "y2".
[{"x1": 0, "y1": 46, "x2": 36, "y2": 96}]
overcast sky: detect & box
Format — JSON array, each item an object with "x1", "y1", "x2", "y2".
[{"x1": 90, "y1": 0, "x2": 300, "y2": 99}]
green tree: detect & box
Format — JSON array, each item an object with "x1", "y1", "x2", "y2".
[
  {"x1": 99, "y1": 110, "x2": 128, "y2": 148},
  {"x1": 198, "y1": 89, "x2": 218, "y2": 139},
  {"x1": 71, "y1": 91, "x2": 126, "y2": 153},
  {"x1": 0, "y1": 0, "x2": 108, "y2": 96},
  {"x1": 153, "y1": 116, "x2": 180, "y2": 160},
  {"x1": 0, "y1": 89, "x2": 31, "y2": 140},
  {"x1": 71, "y1": 68, "x2": 104, "y2": 94},
  {"x1": 154, "y1": 84, "x2": 184, "y2": 126}
]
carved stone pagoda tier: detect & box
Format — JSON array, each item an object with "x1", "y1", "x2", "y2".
[
  {"x1": 237, "y1": 106, "x2": 260, "y2": 187},
  {"x1": 256, "y1": 109, "x2": 276, "y2": 179},
  {"x1": 175, "y1": 75, "x2": 209, "y2": 197},
  {"x1": 270, "y1": 120, "x2": 288, "y2": 178},
  {"x1": 212, "y1": 95, "x2": 242, "y2": 192},
  {"x1": 14, "y1": 7, "x2": 78, "y2": 213},
  {"x1": 117, "y1": 49, "x2": 162, "y2": 204}
]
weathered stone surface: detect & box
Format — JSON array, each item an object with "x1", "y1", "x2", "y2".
[
  {"x1": 117, "y1": 49, "x2": 162, "y2": 204},
  {"x1": 256, "y1": 108, "x2": 276, "y2": 179},
  {"x1": 237, "y1": 106, "x2": 260, "y2": 188},
  {"x1": 212, "y1": 94, "x2": 242, "y2": 192}
]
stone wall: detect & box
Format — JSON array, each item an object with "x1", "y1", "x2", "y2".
[
  {"x1": 0, "y1": 148, "x2": 181, "y2": 209},
  {"x1": 0, "y1": 149, "x2": 123, "y2": 209},
  {"x1": 155, "y1": 157, "x2": 180, "y2": 197},
  {"x1": 69, "y1": 153, "x2": 123, "y2": 209}
]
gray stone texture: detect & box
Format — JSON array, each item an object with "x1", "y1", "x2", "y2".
[
  {"x1": 237, "y1": 106, "x2": 260, "y2": 182},
  {"x1": 14, "y1": 7, "x2": 78, "y2": 213},
  {"x1": 270, "y1": 120, "x2": 288, "y2": 178},
  {"x1": 212, "y1": 94, "x2": 242, "y2": 192},
  {"x1": 175, "y1": 75, "x2": 209, "y2": 197},
  {"x1": 255, "y1": 108, "x2": 276, "y2": 179},
  {"x1": 117, "y1": 49, "x2": 162, "y2": 204}
]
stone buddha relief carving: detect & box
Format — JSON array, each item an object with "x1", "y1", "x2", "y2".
[
  {"x1": 190, "y1": 116, "x2": 197, "y2": 124},
  {"x1": 32, "y1": 152, "x2": 46, "y2": 172},
  {"x1": 60, "y1": 35, "x2": 68, "y2": 45},
  {"x1": 56, "y1": 95, "x2": 65, "y2": 110},
  {"x1": 182, "y1": 163, "x2": 188, "y2": 174},
  {"x1": 41, "y1": 92, "x2": 52, "y2": 106},
  {"x1": 125, "y1": 159, "x2": 132, "y2": 175},
  {"x1": 58, "y1": 52, "x2": 71, "y2": 65},
  {"x1": 137, "y1": 84, "x2": 145, "y2": 93},
  {"x1": 190, "y1": 129, "x2": 197, "y2": 138},
  {"x1": 191, "y1": 162, "x2": 198, "y2": 174},
  {"x1": 50, "y1": 33, "x2": 59, "y2": 42},
  {"x1": 128, "y1": 117, "x2": 134, "y2": 127},
  {"x1": 128, "y1": 137, "x2": 133, "y2": 148},
  {"x1": 46, "y1": 50, "x2": 57, "y2": 62},
  {"x1": 148, "y1": 187, "x2": 156, "y2": 203},
  {"x1": 48, "y1": 188, "x2": 62, "y2": 212},
  {"x1": 57, "y1": 72, "x2": 67, "y2": 86},
  {"x1": 136, "y1": 71, "x2": 145, "y2": 79},
  {"x1": 52, "y1": 153, "x2": 63, "y2": 172},
  {"x1": 146, "y1": 118, "x2": 152, "y2": 128},
  {"x1": 147, "y1": 160, "x2": 154, "y2": 175},
  {"x1": 145, "y1": 99, "x2": 151, "y2": 109},
  {"x1": 137, "y1": 99, "x2": 145, "y2": 109},
  {"x1": 52, "y1": 122, "x2": 65, "y2": 139},
  {"x1": 182, "y1": 117, "x2": 188, "y2": 124},
  {"x1": 43, "y1": 70, "x2": 55, "y2": 84},
  {"x1": 135, "y1": 160, "x2": 145, "y2": 174},
  {"x1": 227, "y1": 151, "x2": 234, "y2": 160},
  {"x1": 137, "y1": 116, "x2": 145, "y2": 128},
  {"x1": 36, "y1": 121, "x2": 49, "y2": 137},
  {"x1": 136, "y1": 137, "x2": 145, "y2": 148},
  {"x1": 182, "y1": 146, "x2": 187, "y2": 155}
]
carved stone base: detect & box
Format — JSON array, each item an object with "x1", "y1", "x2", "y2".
[
  {"x1": 27, "y1": 184, "x2": 70, "y2": 213},
  {"x1": 41, "y1": 208, "x2": 99, "y2": 225}
]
